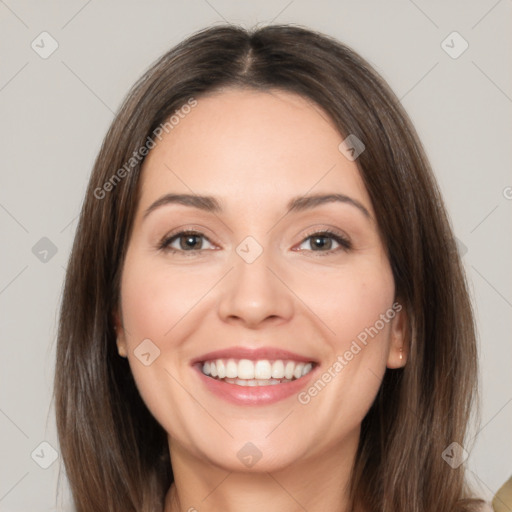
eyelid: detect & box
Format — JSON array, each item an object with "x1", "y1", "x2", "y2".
[
  {"x1": 157, "y1": 225, "x2": 218, "y2": 252},
  {"x1": 293, "y1": 226, "x2": 352, "y2": 254}
]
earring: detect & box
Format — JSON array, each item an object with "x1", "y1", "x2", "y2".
[
  {"x1": 116, "y1": 339, "x2": 127, "y2": 358},
  {"x1": 399, "y1": 346, "x2": 403, "y2": 361}
]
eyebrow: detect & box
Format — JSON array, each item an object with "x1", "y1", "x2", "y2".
[{"x1": 142, "y1": 192, "x2": 371, "y2": 221}]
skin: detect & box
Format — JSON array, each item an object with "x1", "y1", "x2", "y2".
[{"x1": 115, "y1": 88, "x2": 408, "y2": 512}]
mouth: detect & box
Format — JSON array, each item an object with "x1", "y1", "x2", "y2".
[
  {"x1": 191, "y1": 347, "x2": 319, "y2": 405},
  {"x1": 198, "y1": 358, "x2": 317, "y2": 387}
]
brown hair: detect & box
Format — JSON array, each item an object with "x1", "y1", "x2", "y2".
[{"x1": 55, "y1": 24, "x2": 484, "y2": 512}]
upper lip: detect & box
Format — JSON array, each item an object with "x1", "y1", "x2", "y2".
[{"x1": 191, "y1": 346, "x2": 318, "y2": 365}]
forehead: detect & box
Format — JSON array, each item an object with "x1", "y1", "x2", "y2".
[{"x1": 138, "y1": 88, "x2": 372, "y2": 216}]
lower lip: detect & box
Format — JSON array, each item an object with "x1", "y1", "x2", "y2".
[{"x1": 193, "y1": 364, "x2": 318, "y2": 405}]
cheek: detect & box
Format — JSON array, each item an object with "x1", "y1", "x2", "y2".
[
  {"x1": 120, "y1": 255, "x2": 211, "y2": 342},
  {"x1": 118, "y1": 255, "x2": 201, "y2": 436},
  {"x1": 294, "y1": 271, "x2": 396, "y2": 431},
  {"x1": 118, "y1": 253, "x2": 221, "y2": 424},
  {"x1": 296, "y1": 260, "x2": 396, "y2": 349}
]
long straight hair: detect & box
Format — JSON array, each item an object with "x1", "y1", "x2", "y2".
[{"x1": 55, "y1": 24, "x2": 483, "y2": 511}]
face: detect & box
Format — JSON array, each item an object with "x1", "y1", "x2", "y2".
[{"x1": 116, "y1": 88, "x2": 406, "y2": 473}]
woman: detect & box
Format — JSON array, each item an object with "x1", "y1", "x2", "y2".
[{"x1": 54, "y1": 24, "x2": 486, "y2": 511}]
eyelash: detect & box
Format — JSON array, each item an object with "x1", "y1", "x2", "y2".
[{"x1": 157, "y1": 228, "x2": 352, "y2": 256}]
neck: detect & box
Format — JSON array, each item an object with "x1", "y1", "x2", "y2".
[{"x1": 164, "y1": 428, "x2": 359, "y2": 512}]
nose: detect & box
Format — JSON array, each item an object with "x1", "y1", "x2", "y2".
[{"x1": 217, "y1": 246, "x2": 295, "y2": 329}]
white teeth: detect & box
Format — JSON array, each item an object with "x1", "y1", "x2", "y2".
[
  {"x1": 201, "y1": 358, "x2": 314, "y2": 383},
  {"x1": 254, "y1": 360, "x2": 272, "y2": 379},
  {"x1": 302, "y1": 362, "x2": 313, "y2": 376},
  {"x1": 238, "y1": 359, "x2": 255, "y2": 379},
  {"x1": 284, "y1": 361, "x2": 295, "y2": 380},
  {"x1": 224, "y1": 378, "x2": 293, "y2": 386},
  {"x1": 225, "y1": 359, "x2": 238, "y2": 378},
  {"x1": 293, "y1": 363, "x2": 304, "y2": 379},
  {"x1": 271, "y1": 360, "x2": 285, "y2": 379},
  {"x1": 216, "y1": 359, "x2": 226, "y2": 379}
]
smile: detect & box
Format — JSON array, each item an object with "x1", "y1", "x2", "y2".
[{"x1": 201, "y1": 358, "x2": 315, "y2": 386}]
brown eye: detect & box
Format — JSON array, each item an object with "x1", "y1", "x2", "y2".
[
  {"x1": 159, "y1": 231, "x2": 215, "y2": 252},
  {"x1": 297, "y1": 230, "x2": 351, "y2": 254}
]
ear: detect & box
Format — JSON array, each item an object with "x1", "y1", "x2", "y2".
[
  {"x1": 113, "y1": 310, "x2": 128, "y2": 358},
  {"x1": 386, "y1": 301, "x2": 408, "y2": 369}
]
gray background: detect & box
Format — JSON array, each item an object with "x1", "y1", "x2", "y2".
[{"x1": 0, "y1": 1, "x2": 511, "y2": 510}]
